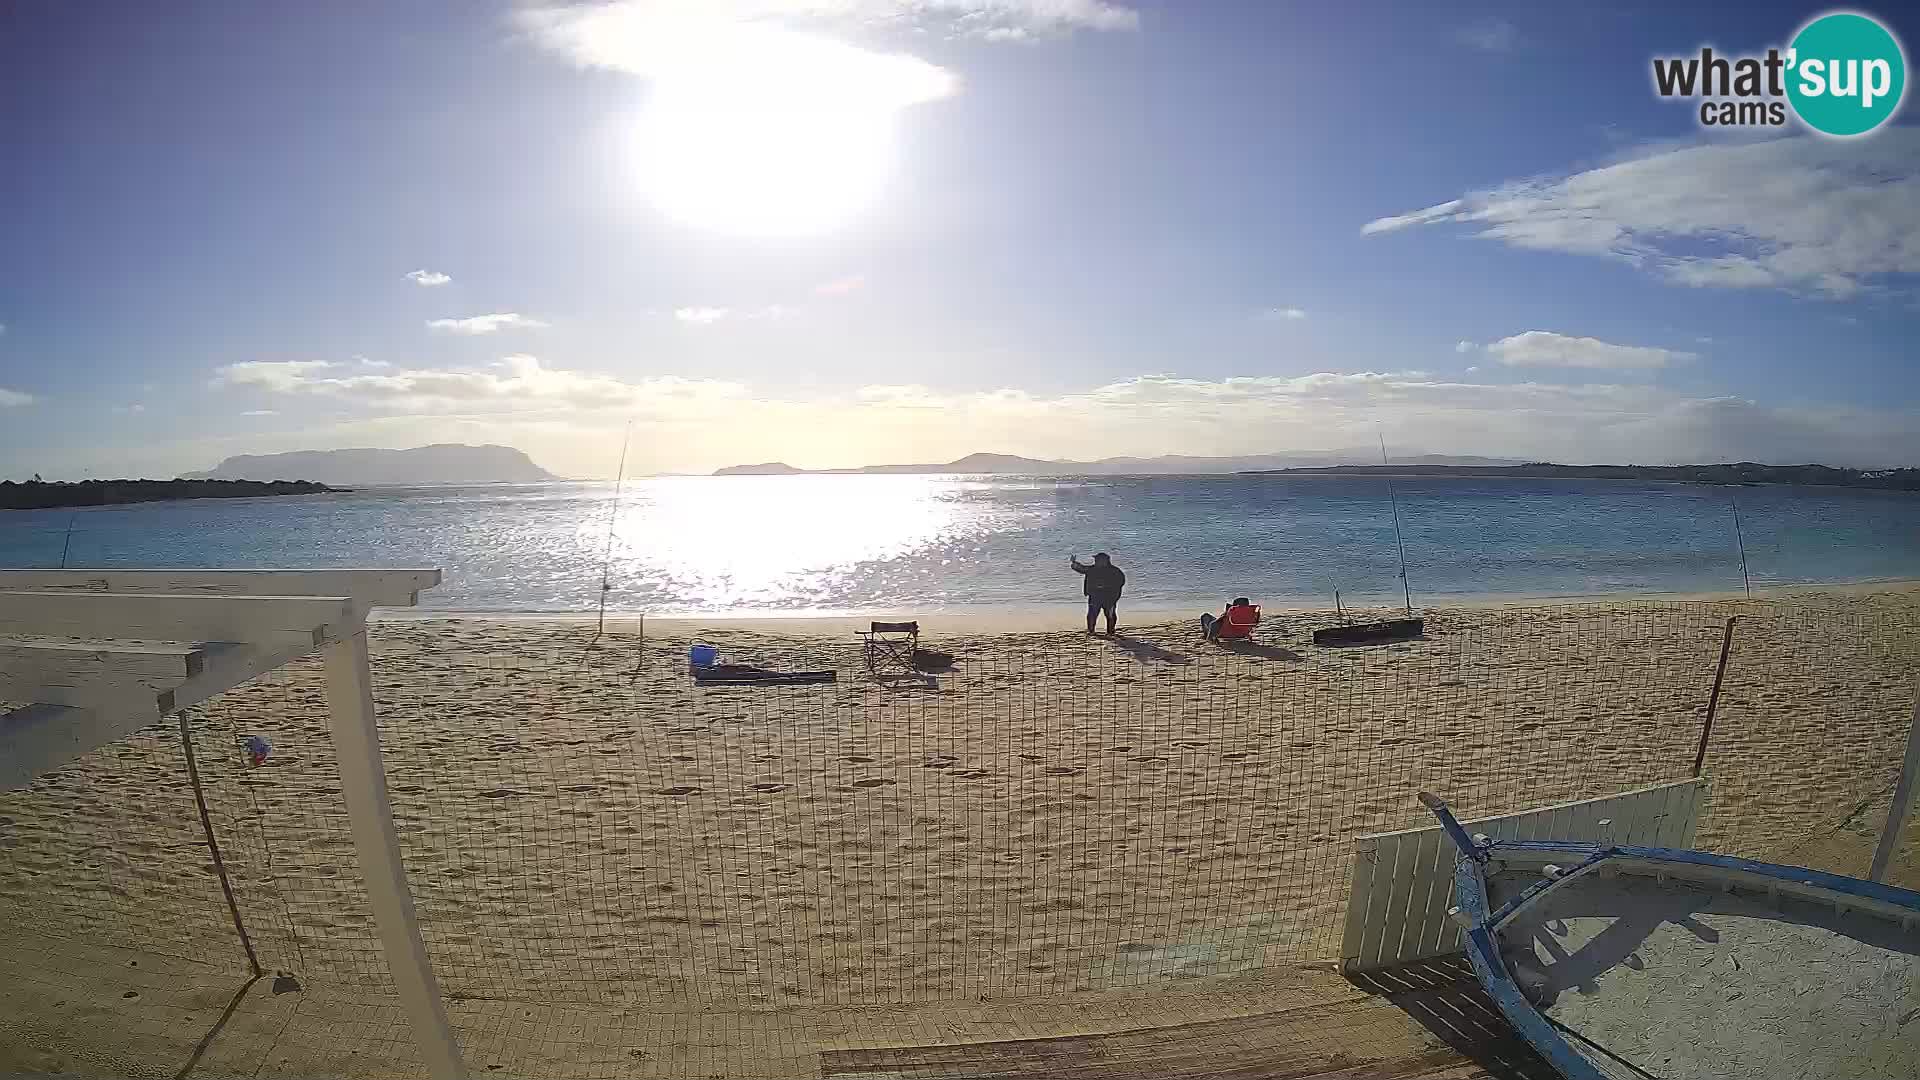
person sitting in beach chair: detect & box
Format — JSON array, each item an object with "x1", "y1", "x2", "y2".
[{"x1": 1201, "y1": 598, "x2": 1260, "y2": 642}]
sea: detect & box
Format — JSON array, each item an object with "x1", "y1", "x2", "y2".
[{"x1": 4, "y1": 475, "x2": 1919, "y2": 615}]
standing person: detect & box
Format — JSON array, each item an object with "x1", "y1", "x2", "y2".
[{"x1": 1069, "y1": 552, "x2": 1126, "y2": 636}]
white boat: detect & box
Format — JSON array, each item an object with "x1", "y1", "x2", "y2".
[{"x1": 1420, "y1": 792, "x2": 1920, "y2": 1079}]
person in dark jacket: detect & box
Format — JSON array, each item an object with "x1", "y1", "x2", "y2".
[{"x1": 1070, "y1": 552, "x2": 1126, "y2": 635}]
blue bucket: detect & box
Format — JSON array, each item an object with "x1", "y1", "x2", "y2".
[{"x1": 688, "y1": 644, "x2": 719, "y2": 669}]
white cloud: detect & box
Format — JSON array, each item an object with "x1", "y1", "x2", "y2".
[
  {"x1": 521, "y1": 1, "x2": 1137, "y2": 62},
  {"x1": 1612, "y1": 396, "x2": 1920, "y2": 468},
  {"x1": 0, "y1": 387, "x2": 32, "y2": 407},
  {"x1": 520, "y1": 4, "x2": 957, "y2": 106},
  {"x1": 675, "y1": 303, "x2": 797, "y2": 322},
  {"x1": 405, "y1": 269, "x2": 452, "y2": 286},
  {"x1": 1259, "y1": 307, "x2": 1307, "y2": 321},
  {"x1": 1362, "y1": 200, "x2": 1464, "y2": 236},
  {"x1": 0, "y1": 322, "x2": 7, "y2": 335},
  {"x1": 1455, "y1": 340, "x2": 1475, "y2": 354},
  {"x1": 943, "y1": 0, "x2": 1137, "y2": 34},
  {"x1": 199, "y1": 356, "x2": 1920, "y2": 472},
  {"x1": 814, "y1": 274, "x2": 866, "y2": 295},
  {"x1": 1363, "y1": 131, "x2": 1920, "y2": 296},
  {"x1": 1485, "y1": 331, "x2": 1694, "y2": 370},
  {"x1": 920, "y1": 0, "x2": 1138, "y2": 36},
  {"x1": 828, "y1": 373, "x2": 1919, "y2": 468},
  {"x1": 242, "y1": 409, "x2": 280, "y2": 417},
  {"x1": 426, "y1": 313, "x2": 548, "y2": 335},
  {"x1": 111, "y1": 404, "x2": 146, "y2": 415},
  {"x1": 211, "y1": 354, "x2": 747, "y2": 415},
  {"x1": 1454, "y1": 17, "x2": 1518, "y2": 52},
  {"x1": 211, "y1": 360, "x2": 336, "y2": 391}
]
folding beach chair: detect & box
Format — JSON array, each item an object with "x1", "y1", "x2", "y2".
[
  {"x1": 1214, "y1": 603, "x2": 1261, "y2": 642},
  {"x1": 859, "y1": 620, "x2": 919, "y2": 677}
]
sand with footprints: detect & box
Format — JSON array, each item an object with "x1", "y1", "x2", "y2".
[{"x1": 1, "y1": 584, "x2": 1916, "y2": 1013}]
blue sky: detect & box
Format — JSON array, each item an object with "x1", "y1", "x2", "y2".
[{"x1": 1, "y1": 1, "x2": 1916, "y2": 478}]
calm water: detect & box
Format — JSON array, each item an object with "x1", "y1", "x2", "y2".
[{"x1": 3, "y1": 475, "x2": 1918, "y2": 614}]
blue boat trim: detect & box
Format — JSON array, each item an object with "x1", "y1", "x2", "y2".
[
  {"x1": 1417, "y1": 790, "x2": 1486, "y2": 862},
  {"x1": 1483, "y1": 840, "x2": 1920, "y2": 913},
  {"x1": 1451, "y1": 847, "x2": 1609, "y2": 1080},
  {"x1": 1419, "y1": 794, "x2": 1920, "y2": 1079},
  {"x1": 1485, "y1": 846, "x2": 1619, "y2": 931}
]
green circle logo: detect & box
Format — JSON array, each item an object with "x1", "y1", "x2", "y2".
[{"x1": 1787, "y1": 12, "x2": 1907, "y2": 136}]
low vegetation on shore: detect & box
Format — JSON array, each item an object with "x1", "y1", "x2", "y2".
[
  {"x1": 0, "y1": 478, "x2": 340, "y2": 510},
  {"x1": 1244, "y1": 462, "x2": 1920, "y2": 490}
]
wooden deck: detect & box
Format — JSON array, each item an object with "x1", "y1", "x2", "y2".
[
  {"x1": 819, "y1": 960, "x2": 1551, "y2": 1080},
  {"x1": 3, "y1": 929, "x2": 1550, "y2": 1079}
]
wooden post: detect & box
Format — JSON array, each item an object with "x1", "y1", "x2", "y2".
[
  {"x1": 323, "y1": 630, "x2": 467, "y2": 1080},
  {"x1": 1869, "y1": 693, "x2": 1920, "y2": 883},
  {"x1": 1692, "y1": 616, "x2": 1739, "y2": 778}
]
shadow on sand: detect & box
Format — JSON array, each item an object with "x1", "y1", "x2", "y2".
[
  {"x1": 1106, "y1": 634, "x2": 1191, "y2": 665},
  {"x1": 1219, "y1": 639, "x2": 1303, "y2": 661},
  {"x1": 1346, "y1": 956, "x2": 1559, "y2": 1080}
]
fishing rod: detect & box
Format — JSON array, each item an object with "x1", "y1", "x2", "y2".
[
  {"x1": 1729, "y1": 495, "x2": 1752, "y2": 598},
  {"x1": 58, "y1": 512, "x2": 77, "y2": 569},
  {"x1": 595, "y1": 420, "x2": 634, "y2": 638},
  {"x1": 1379, "y1": 431, "x2": 1413, "y2": 616}
]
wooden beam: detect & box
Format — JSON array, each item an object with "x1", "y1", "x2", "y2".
[
  {"x1": 0, "y1": 634, "x2": 212, "y2": 681},
  {"x1": 0, "y1": 592, "x2": 356, "y2": 652},
  {"x1": 0, "y1": 642, "x2": 263, "y2": 715},
  {"x1": 3, "y1": 681, "x2": 175, "y2": 717},
  {"x1": 0, "y1": 640, "x2": 322, "y2": 789},
  {"x1": 166, "y1": 642, "x2": 317, "y2": 715},
  {"x1": 0, "y1": 569, "x2": 440, "y2": 609},
  {"x1": 0, "y1": 703, "x2": 165, "y2": 789},
  {"x1": 324, "y1": 631, "x2": 468, "y2": 1079}
]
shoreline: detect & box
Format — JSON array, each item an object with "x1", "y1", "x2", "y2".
[{"x1": 371, "y1": 576, "x2": 1920, "y2": 636}]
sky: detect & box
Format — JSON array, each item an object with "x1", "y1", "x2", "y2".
[{"x1": 1, "y1": 0, "x2": 1917, "y2": 479}]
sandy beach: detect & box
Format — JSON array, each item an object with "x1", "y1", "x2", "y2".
[{"x1": 2, "y1": 584, "x2": 1917, "y2": 1021}]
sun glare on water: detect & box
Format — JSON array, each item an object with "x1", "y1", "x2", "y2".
[
  {"x1": 633, "y1": 24, "x2": 954, "y2": 236},
  {"x1": 605, "y1": 475, "x2": 999, "y2": 612}
]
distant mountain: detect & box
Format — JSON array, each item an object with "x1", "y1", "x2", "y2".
[
  {"x1": 1085, "y1": 451, "x2": 1528, "y2": 474},
  {"x1": 712, "y1": 450, "x2": 1527, "y2": 476},
  {"x1": 183, "y1": 444, "x2": 558, "y2": 485},
  {"x1": 1239, "y1": 462, "x2": 1920, "y2": 490},
  {"x1": 854, "y1": 453, "x2": 1076, "y2": 475}
]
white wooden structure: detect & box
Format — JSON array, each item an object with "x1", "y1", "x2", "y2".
[
  {"x1": 0, "y1": 569, "x2": 466, "y2": 1080},
  {"x1": 1341, "y1": 780, "x2": 1705, "y2": 973},
  {"x1": 1871, "y1": 696, "x2": 1920, "y2": 883}
]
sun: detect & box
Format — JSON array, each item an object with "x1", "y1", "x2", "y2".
[
  {"x1": 637, "y1": 82, "x2": 891, "y2": 237},
  {"x1": 633, "y1": 26, "x2": 954, "y2": 237}
]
